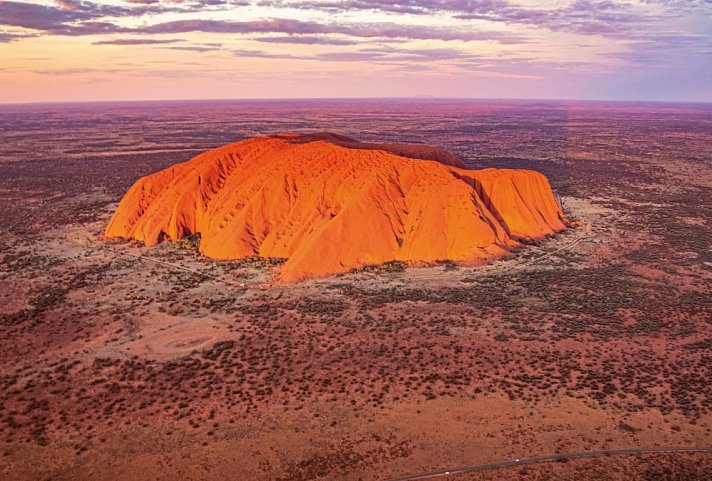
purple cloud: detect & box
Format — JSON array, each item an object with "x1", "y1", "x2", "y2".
[
  {"x1": 233, "y1": 48, "x2": 303, "y2": 59},
  {"x1": 0, "y1": 31, "x2": 37, "y2": 42},
  {"x1": 30, "y1": 67, "x2": 109, "y2": 75},
  {"x1": 0, "y1": 1, "x2": 98, "y2": 31},
  {"x1": 138, "y1": 18, "x2": 523, "y2": 43},
  {"x1": 1, "y1": 0, "x2": 709, "y2": 76},
  {"x1": 140, "y1": 18, "x2": 332, "y2": 35},
  {"x1": 259, "y1": 0, "x2": 508, "y2": 16},
  {"x1": 256, "y1": 35, "x2": 359, "y2": 45},
  {"x1": 231, "y1": 45, "x2": 484, "y2": 64},
  {"x1": 164, "y1": 45, "x2": 223, "y2": 52},
  {"x1": 262, "y1": 0, "x2": 660, "y2": 40},
  {"x1": 0, "y1": 1, "x2": 133, "y2": 35},
  {"x1": 312, "y1": 51, "x2": 385, "y2": 61},
  {"x1": 93, "y1": 38, "x2": 181, "y2": 45},
  {"x1": 0, "y1": 2, "x2": 523, "y2": 44},
  {"x1": 0, "y1": 0, "x2": 251, "y2": 36},
  {"x1": 456, "y1": 0, "x2": 646, "y2": 39}
]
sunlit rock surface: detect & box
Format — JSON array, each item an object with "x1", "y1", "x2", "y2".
[{"x1": 105, "y1": 133, "x2": 567, "y2": 281}]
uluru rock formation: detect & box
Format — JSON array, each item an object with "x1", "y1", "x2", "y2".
[{"x1": 105, "y1": 133, "x2": 568, "y2": 281}]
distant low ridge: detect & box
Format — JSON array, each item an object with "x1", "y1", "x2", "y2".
[{"x1": 105, "y1": 133, "x2": 568, "y2": 281}]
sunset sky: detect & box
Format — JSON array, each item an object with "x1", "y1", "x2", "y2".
[{"x1": 1, "y1": 0, "x2": 711, "y2": 103}]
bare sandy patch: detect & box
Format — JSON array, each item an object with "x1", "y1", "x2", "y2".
[{"x1": 117, "y1": 312, "x2": 240, "y2": 361}]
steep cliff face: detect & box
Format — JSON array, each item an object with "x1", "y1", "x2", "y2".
[{"x1": 105, "y1": 133, "x2": 567, "y2": 281}]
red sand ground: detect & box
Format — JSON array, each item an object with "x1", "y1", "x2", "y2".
[{"x1": 1, "y1": 101, "x2": 710, "y2": 481}]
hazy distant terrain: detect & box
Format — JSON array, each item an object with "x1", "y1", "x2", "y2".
[{"x1": 1, "y1": 100, "x2": 710, "y2": 480}]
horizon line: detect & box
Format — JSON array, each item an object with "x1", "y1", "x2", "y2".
[{"x1": 2, "y1": 96, "x2": 712, "y2": 107}]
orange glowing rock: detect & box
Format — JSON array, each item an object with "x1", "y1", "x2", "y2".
[{"x1": 105, "y1": 133, "x2": 567, "y2": 281}]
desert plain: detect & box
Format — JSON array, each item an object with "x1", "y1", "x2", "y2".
[{"x1": 0, "y1": 99, "x2": 710, "y2": 480}]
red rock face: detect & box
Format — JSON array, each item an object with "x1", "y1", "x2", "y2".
[{"x1": 105, "y1": 133, "x2": 567, "y2": 281}]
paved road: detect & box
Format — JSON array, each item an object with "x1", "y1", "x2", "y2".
[{"x1": 382, "y1": 446, "x2": 712, "y2": 481}]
